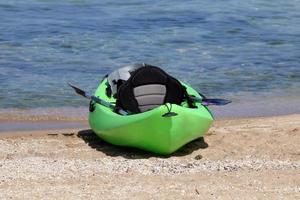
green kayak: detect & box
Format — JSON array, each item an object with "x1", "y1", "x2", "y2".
[{"x1": 88, "y1": 76, "x2": 214, "y2": 155}]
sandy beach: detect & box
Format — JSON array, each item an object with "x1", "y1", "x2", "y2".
[{"x1": 0, "y1": 114, "x2": 299, "y2": 199}]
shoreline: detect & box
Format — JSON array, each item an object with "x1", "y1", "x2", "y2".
[
  {"x1": 0, "y1": 120, "x2": 88, "y2": 133},
  {"x1": 0, "y1": 103, "x2": 299, "y2": 133},
  {"x1": 0, "y1": 114, "x2": 299, "y2": 199},
  {"x1": 0, "y1": 113, "x2": 299, "y2": 135},
  {"x1": 0, "y1": 113, "x2": 298, "y2": 135},
  {"x1": 0, "y1": 93, "x2": 299, "y2": 123}
]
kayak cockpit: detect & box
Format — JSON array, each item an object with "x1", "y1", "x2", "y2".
[{"x1": 98, "y1": 64, "x2": 202, "y2": 116}]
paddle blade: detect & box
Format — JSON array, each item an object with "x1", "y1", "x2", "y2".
[
  {"x1": 68, "y1": 82, "x2": 90, "y2": 99},
  {"x1": 202, "y1": 98, "x2": 232, "y2": 106}
]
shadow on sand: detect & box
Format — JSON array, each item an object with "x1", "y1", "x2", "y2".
[{"x1": 77, "y1": 129, "x2": 208, "y2": 159}]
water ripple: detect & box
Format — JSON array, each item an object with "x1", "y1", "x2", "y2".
[{"x1": 0, "y1": 0, "x2": 299, "y2": 111}]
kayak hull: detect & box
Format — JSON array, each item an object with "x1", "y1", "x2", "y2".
[{"x1": 89, "y1": 79, "x2": 213, "y2": 155}]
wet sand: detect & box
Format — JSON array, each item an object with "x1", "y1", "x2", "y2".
[{"x1": 0, "y1": 114, "x2": 299, "y2": 199}]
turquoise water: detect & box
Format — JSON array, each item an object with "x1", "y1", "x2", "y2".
[{"x1": 0, "y1": 0, "x2": 299, "y2": 117}]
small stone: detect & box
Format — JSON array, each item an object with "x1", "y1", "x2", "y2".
[{"x1": 194, "y1": 155, "x2": 203, "y2": 160}]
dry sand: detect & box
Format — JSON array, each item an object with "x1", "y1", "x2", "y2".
[{"x1": 0, "y1": 114, "x2": 299, "y2": 199}]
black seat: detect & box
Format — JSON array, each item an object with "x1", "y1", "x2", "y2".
[{"x1": 116, "y1": 64, "x2": 186, "y2": 114}]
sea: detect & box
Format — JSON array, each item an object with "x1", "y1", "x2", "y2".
[{"x1": 0, "y1": 0, "x2": 300, "y2": 123}]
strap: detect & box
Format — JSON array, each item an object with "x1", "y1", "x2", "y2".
[{"x1": 182, "y1": 86, "x2": 197, "y2": 108}]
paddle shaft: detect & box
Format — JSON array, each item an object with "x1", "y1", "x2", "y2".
[
  {"x1": 190, "y1": 96, "x2": 232, "y2": 106},
  {"x1": 68, "y1": 83, "x2": 128, "y2": 115}
]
